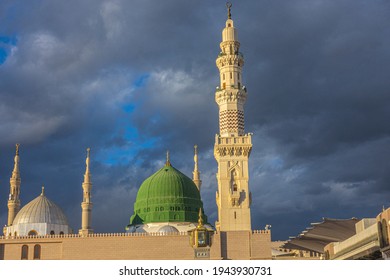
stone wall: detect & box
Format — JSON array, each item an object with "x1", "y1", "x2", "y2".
[{"x1": 0, "y1": 230, "x2": 271, "y2": 260}]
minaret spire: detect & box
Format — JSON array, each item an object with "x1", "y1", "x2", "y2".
[
  {"x1": 79, "y1": 147, "x2": 93, "y2": 236},
  {"x1": 214, "y1": 4, "x2": 252, "y2": 232},
  {"x1": 227, "y1": 2, "x2": 232, "y2": 19},
  {"x1": 7, "y1": 144, "x2": 21, "y2": 227},
  {"x1": 192, "y1": 145, "x2": 202, "y2": 191}
]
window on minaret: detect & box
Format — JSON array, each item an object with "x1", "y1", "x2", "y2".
[
  {"x1": 230, "y1": 45, "x2": 233, "y2": 54},
  {"x1": 223, "y1": 73, "x2": 225, "y2": 80},
  {"x1": 238, "y1": 73, "x2": 240, "y2": 80},
  {"x1": 230, "y1": 72, "x2": 232, "y2": 79},
  {"x1": 231, "y1": 171, "x2": 238, "y2": 192}
]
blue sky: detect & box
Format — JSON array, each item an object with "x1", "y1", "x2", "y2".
[
  {"x1": 0, "y1": 0, "x2": 389, "y2": 240},
  {"x1": 0, "y1": 35, "x2": 17, "y2": 64}
]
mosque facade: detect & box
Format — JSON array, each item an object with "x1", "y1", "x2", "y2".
[{"x1": 0, "y1": 5, "x2": 272, "y2": 260}]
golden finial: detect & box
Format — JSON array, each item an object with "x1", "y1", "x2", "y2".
[
  {"x1": 166, "y1": 150, "x2": 171, "y2": 166},
  {"x1": 226, "y1": 2, "x2": 232, "y2": 19},
  {"x1": 87, "y1": 147, "x2": 91, "y2": 158},
  {"x1": 41, "y1": 185, "x2": 45, "y2": 196},
  {"x1": 383, "y1": 205, "x2": 386, "y2": 212},
  {"x1": 197, "y1": 208, "x2": 204, "y2": 228},
  {"x1": 15, "y1": 143, "x2": 20, "y2": 156}
]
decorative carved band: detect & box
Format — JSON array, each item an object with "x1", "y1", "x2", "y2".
[
  {"x1": 216, "y1": 55, "x2": 244, "y2": 68},
  {"x1": 215, "y1": 90, "x2": 247, "y2": 103},
  {"x1": 214, "y1": 146, "x2": 252, "y2": 157}
]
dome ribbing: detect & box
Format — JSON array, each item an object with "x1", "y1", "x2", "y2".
[
  {"x1": 12, "y1": 193, "x2": 69, "y2": 226},
  {"x1": 129, "y1": 164, "x2": 207, "y2": 225}
]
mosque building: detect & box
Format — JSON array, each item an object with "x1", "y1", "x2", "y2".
[
  {"x1": 0, "y1": 4, "x2": 272, "y2": 260},
  {"x1": 2, "y1": 3, "x2": 388, "y2": 261}
]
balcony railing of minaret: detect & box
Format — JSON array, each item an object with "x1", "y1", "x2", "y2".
[
  {"x1": 217, "y1": 51, "x2": 243, "y2": 58},
  {"x1": 215, "y1": 134, "x2": 252, "y2": 145},
  {"x1": 216, "y1": 85, "x2": 246, "y2": 91}
]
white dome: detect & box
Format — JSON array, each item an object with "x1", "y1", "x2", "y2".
[
  {"x1": 13, "y1": 192, "x2": 69, "y2": 226},
  {"x1": 6, "y1": 189, "x2": 72, "y2": 237},
  {"x1": 158, "y1": 225, "x2": 179, "y2": 233}
]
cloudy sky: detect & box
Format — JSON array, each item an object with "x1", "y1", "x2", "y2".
[{"x1": 0, "y1": 0, "x2": 389, "y2": 241}]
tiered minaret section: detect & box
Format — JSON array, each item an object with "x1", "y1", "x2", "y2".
[
  {"x1": 214, "y1": 4, "x2": 252, "y2": 232},
  {"x1": 79, "y1": 148, "x2": 93, "y2": 236},
  {"x1": 7, "y1": 144, "x2": 21, "y2": 227},
  {"x1": 192, "y1": 145, "x2": 202, "y2": 191}
]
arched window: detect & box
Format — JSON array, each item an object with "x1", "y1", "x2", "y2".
[
  {"x1": 231, "y1": 170, "x2": 238, "y2": 192},
  {"x1": 59, "y1": 231, "x2": 64, "y2": 235},
  {"x1": 33, "y1": 245, "x2": 41, "y2": 260},
  {"x1": 28, "y1": 230, "x2": 37, "y2": 236},
  {"x1": 50, "y1": 230, "x2": 55, "y2": 235},
  {"x1": 21, "y1": 245, "x2": 28, "y2": 260}
]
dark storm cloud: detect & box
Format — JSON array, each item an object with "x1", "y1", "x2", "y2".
[{"x1": 0, "y1": 0, "x2": 389, "y2": 239}]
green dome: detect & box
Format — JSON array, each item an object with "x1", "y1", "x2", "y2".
[{"x1": 129, "y1": 163, "x2": 207, "y2": 225}]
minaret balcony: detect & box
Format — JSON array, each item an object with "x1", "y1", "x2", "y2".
[
  {"x1": 216, "y1": 84, "x2": 245, "y2": 91},
  {"x1": 215, "y1": 134, "x2": 252, "y2": 145}
]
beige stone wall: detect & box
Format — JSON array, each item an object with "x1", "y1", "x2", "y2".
[
  {"x1": 251, "y1": 230, "x2": 272, "y2": 260},
  {"x1": 61, "y1": 234, "x2": 196, "y2": 260},
  {"x1": 0, "y1": 233, "x2": 224, "y2": 260},
  {"x1": 0, "y1": 230, "x2": 272, "y2": 260}
]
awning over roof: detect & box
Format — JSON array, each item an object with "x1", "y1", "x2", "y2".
[{"x1": 282, "y1": 218, "x2": 359, "y2": 253}]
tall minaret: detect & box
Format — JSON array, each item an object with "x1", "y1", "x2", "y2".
[
  {"x1": 214, "y1": 3, "x2": 252, "y2": 232},
  {"x1": 192, "y1": 145, "x2": 202, "y2": 191},
  {"x1": 79, "y1": 148, "x2": 93, "y2": 236},
  {"x1": 7, "y1": 144, "x2": 21, "y2": 227}
]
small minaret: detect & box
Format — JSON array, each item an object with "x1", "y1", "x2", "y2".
[
  {"x1": 79, "y1": 148, "x2": 93, "y2": 236},
  {"x1": 192, "y1": 145, "x2": 202, "y2": 191},
  {"x1": 7, "y1": 144, "x2": 21, "y2": 226}
]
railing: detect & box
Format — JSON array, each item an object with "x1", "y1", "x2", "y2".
[
  {"x1": 253, "y1": 230, "x2": 271, "y2": 234},
  {"x1": 0, "y1": 230, "x2": 271, "y2": 240},
  {"x1": 215, "y1": 85, "x2": 246, "y2": 91},
  {"x1": 215, "y1": 134, "x2": 252, "y2": 145},
  {"x1": 0, "y1": 231, "x2": 192, "y2": 240}
]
